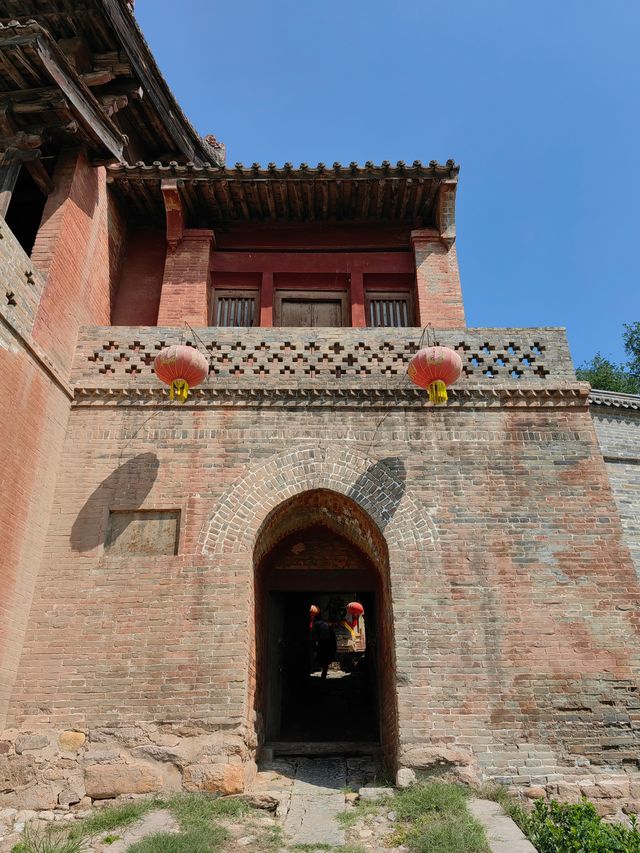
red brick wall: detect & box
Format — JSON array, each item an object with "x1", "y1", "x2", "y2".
[
  {"x1": 412, "y1": 232, "x2": 465, "y2": 327},
  {"x1": 0, "y1": 151, "x2": 122, "y2": 727},
  {"x1": 7, "y1": 398, "x2": 640, "y2": 786},
  {"x1": 112, "y1": 229, "x2": 166, "y2": 326},
  {"x1": 157, "y1": 230, "x2": 213, "y2": 327},
  {"x1": 0, "y1": 224, "x2": 72, "y2": 725},
  {"x1": 31, "y1": 148, "x2": 118, "y2": 376}
]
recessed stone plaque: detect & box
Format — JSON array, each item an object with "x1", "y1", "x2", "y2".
[{"x1": 105, "y1": 510, "x2": 180, "y2": 556}]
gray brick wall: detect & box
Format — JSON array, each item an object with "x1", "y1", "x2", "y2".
[{"x1": 591, "y1": 404, "x2": 640, "y2": 576}]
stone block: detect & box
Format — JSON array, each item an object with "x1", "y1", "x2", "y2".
[
  {"x1": 84, "y1": 762, "x2": 163, "y2": 800},
  {"x1": 58, "y1": 732, "x2": 86, "y2": 753},
  {"x1": 58, "y1": 788, "x2": 82, "y2": 807},
  {"x1": 182, "y1": 763, "x2": 244, "y2": 795},
  {"x1": 396, "y1": 768, "x2": 417, "y2": 788},
  {"x1": 359, "y1": 787, "x2": 394, "y2": 800},
  {"x1": 14, "y1": 735, "x2": 48, "y2": 754}
]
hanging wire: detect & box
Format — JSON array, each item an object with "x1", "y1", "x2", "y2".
[
  {"x1": 117, "y1": 322, "x2": 212, "y2": 460},
  {"x1": 364, "y1": 322, "x2": 435, "y2": 457}
]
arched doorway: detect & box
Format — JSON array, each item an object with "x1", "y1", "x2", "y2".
[{"x1": 253, "y1": 489, "x2": 398, "y2": 762}]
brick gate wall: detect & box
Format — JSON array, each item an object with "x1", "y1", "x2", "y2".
[{"x1": 2, "y1": 323, "x2": 639, "y2": 812}]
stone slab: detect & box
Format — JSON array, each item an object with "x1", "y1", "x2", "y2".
[{"x1": 468, "y1": 798, "x2": 538, "y2": 853}]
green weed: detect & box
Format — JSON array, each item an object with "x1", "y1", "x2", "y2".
[
  {"x1": 11, "y1": 824, "x2": 89, "y2": 853},
  {"x1": 69, "y1": 799, "x2": 158, "y2": 839},
  {"x1": 126, "y1": 827, "x2": 228, "y2": 853}
]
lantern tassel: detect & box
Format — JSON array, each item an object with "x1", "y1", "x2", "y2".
[
  {"x1": 427, "y1": 380, "x2": 448, "y2": 405},
  {"x1": 170, "y1": 379, "x2": 190, "y2": 403}
]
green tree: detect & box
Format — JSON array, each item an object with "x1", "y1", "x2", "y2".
[{"x1": 576, "y1": 321, "x2": 640, "y2": 394}]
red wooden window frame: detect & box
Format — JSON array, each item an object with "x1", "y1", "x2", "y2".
[
  {"x1": 211, "y1": 289, "x2": 260, "y2": 327},
  {"x1": 365, "y1": 290, "x2": 414, "y2": 327}
]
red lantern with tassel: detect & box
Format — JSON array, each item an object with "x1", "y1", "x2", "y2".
[
  {"x1": 154, "y1": 345, "x2": 209, "y2": 403},
  {"x1": 346, "y1": 601, "x2": 364, "y2": 628},
  {"x1": 407, "y1": 345, "x2": 462, "y2": 405}
]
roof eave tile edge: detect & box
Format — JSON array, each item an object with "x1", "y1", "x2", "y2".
[{"x1": 99, "y1": 0, "x2": 221, "y2": 166}]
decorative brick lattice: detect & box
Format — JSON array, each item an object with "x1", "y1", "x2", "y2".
[{"x1": 73, "y1": 327, "x2": 574, "y2": 390}]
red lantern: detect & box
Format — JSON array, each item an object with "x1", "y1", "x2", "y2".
[
  {"x1": 346, "y1": 601, "x2": 364, "y2": 629},
  {"x1": 154, "y1": 345, "x2": 209, "y2": 404},
  {"x1": 407, "y1": 345, "x2": 462, "y2": 405}
]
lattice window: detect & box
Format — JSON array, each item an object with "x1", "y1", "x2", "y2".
[
  {"x1": 366, "y1": 292, "x2": 412, "y2": 327},
  {"x1": 212, "y1": 290, "x2": 259, "y2": 327}
]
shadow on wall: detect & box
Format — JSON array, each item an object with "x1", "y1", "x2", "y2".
[
  {"x1": 70, "y1": 452, "x2": 160, "y2": 552},
  {"x1": 348, "y1": 457, "x2": 406, "y2": 529}
]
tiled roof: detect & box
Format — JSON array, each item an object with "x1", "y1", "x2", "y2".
[
  {"x1": 107, "y1": 159, "x2": 459, "y2": 179},
  {"x1": 107, "y1": 159, "x2": 459, "y2": 225},
  {"x1": 589, "y1": 389, "x2": 640, "y2": 410}
]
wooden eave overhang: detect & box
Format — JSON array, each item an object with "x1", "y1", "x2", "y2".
[
  {"x1": 0, "y1": 0, "x2": 221, "y2": 165},
  {"x1": 0, "y1": 20, "x2": 125, "y2": 159},
  {"x1": 106, "y1": 159, "x2": 460, "y2": 227}
]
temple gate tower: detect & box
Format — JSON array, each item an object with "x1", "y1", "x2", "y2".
[{"x1": 0, "y1": 0, "x2": 639, "y2": 819}]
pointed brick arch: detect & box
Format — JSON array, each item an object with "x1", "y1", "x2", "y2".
[{"x1": 201, "y1": 444, "x2": 438, "y2": 557}]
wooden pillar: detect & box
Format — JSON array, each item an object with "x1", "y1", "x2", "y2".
[
  {"x1": 260, "y1": 271, "x2": 273, "y2": 327},
  {"x1": 349, "y1": 271, "x2": 366, "y2": 328}
]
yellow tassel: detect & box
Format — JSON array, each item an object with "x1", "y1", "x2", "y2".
[
  {"x1": 170, "y1": 379, "x2": 189, "y2": 403},
  {"x1": 428, "y1": 380, "x2": 448, "y2": 405}
]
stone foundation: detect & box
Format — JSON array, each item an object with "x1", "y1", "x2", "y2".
[
  {"x1": 0, "y1": 723, "x2": 256, "y2": 812},
  {"x1": 4, "y1": 722, "x2": 640, "y2": 823}
]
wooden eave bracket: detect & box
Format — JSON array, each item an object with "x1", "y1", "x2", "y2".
[
  {"x1": 436, "y1": 179, "x2": 457, "y2": 247},
  {"x1": 161, "y1": 177, "x2": 185, "y2": 252},
  {"x1": 0, "y1": 23, "x2": 126, "y2": 162}
]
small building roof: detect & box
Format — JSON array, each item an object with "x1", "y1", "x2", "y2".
[{"x1": 589, "y1": 389, "x2": 640, "y2": 411}]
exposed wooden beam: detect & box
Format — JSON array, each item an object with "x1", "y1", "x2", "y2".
[{"x1": 25, "y1": 158, "x2": 52, "y2": 195}]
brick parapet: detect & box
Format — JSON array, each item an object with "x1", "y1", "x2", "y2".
[{"x1": 71, "y1": 326, "x2": 577, "y2": 393}]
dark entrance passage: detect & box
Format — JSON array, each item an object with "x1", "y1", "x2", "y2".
[
  {"x1": 268, "y1": 590, "x2": 379, "y2": 742},
  {"x1": 253, "y1": 489, "x2": 398, "y2": 759}
]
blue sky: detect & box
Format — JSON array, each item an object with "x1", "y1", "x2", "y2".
[{"x1": 136, "y1": 0, "x2": 639, "y2": 366}]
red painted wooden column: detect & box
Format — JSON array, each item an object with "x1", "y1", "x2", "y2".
[
  {"x1": 260, "y1": 271, "x2": 273, "y2": 326},
  {"x1": 349, "y1": 271, "x2": 366, "y2": 328}
]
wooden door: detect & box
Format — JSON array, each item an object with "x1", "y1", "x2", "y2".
[
  {"x1": 276, "y1": 291, "x2": 347, "y2": 327},
  {"x1": 312, "y1": 300, "x2": 342, "y2": 326}
]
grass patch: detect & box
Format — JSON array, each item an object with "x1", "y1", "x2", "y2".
[
  {"x1": 340, "y1": 781, "x2": 489, "y2": 853},
  {"x1": 394, "y1": 781, "x2": 489, "y2": 853},
  {"x1": 127, "y1": 827, "x2": 228, "y2": 853},
  {"x1": 68, "y1": 799, "x2": 158, "y2": 839},
  {"x1": 290, "y1": 844, "x2": 333, "y2": 851},
  {"x1": 11, "y1": 824, "x2": 90, "y2": 853},
  {"x1": 167, "y1": 792, "x2": 250, "y2": 825}
]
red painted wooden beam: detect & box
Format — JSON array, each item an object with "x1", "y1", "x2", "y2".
[{"x1": 211, "y1": 251, "x2": 414, "y2": 275}]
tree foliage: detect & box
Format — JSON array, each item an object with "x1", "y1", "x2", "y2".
[{"x1": 576, "y1": 321, "x2": 640, "y2": 394}]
